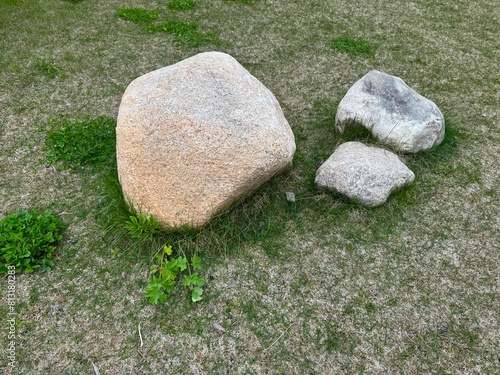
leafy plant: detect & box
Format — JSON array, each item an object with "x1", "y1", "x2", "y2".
[
  {"x1": 331, "y1": 36, "x2": 377, "y2": 56},
  {"x1": 124, "y1": 213, "x2": 161, "y2": 241},
  {"x1": 36, "y1": 59, "x2": 60, "y2": 78},
  {"x1": 145, "y1": 245, "x2": 205, "y2": 304},
  {"x1": 42, "y1": 115, "x2": 116, "y2": 172},
  {"x1": 168, "y1": 0, "x2": 196, "y2": 11},
  {"x1": 117, "y1": 7, "x2": 159, "y2": 23},
  {"x1": 0, "y1": 210, "x2": 66, "y2": 275},
  {"x1": 146, "y1": 20, "x2": 219, "y2": 47}
]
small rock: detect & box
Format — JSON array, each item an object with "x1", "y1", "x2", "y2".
[
  {"x1": 437, "y1": 323, "x2": 448, "y2": 334},
  {"x1": 336, "y1": 70, "x2": 445, "y2": 153},
  {"x1": 213, "y1": 322, "x2": 226, "y2": 335},
  {"x1": 285, "y1": 191, "x2": 296, "y2": 202},
  {"x1": 315, "y1": 141, "x2": 415, "y2": 207}
]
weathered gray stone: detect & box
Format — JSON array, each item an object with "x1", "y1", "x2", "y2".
[
  {"x1": 315, "y1": 141, "x2": 415, "y2": 207},
  {"x1": 336, "y1": 70, "x2": 445, "y2": 153},
  {"x1": 116, "y1": 52, "x2": 295, "y2": 229}
]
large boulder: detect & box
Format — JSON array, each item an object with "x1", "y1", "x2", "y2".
[
  {"x1": 116, "y1": 52, "x2": 295, "y2": 229},
  {"x1": 315, "y1": 141, "x2": 415, "y2": 207},
  {"x1": 335, "y1": 70, "x2": 445, "y2": 153}
]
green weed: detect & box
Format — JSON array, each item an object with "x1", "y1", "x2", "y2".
[
  {"x1": 124, "y1": 213, "x2": 161, "y2": 242},
  {"x1": 145, "y1": 245, "x2": 205, "y2": 304},
  {"x1": 146, "y1": 20, "x2": 219, "y2": 47},
  {"x1": 41, "y1": 116, "x2": 116, "y2": 172},
  {"x1": 0, "y1": 210, "x2": 66, "y2": 275}
]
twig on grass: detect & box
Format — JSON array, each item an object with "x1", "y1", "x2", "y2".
[
  {"x1": 138, "y1": 322, "x2": 144, "y2": 347},
  {"x1": 90, "y1": 361, "x2": 100, "y2": 375},
  {"x1": 263, "y1": 323, "x2": 295, "y2": 353}
]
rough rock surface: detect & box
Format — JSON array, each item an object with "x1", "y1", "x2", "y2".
[
  {"x1": 335, "y1": 70, "x2": 445, "y2": 153},
  {"x1": 116, "y1": 52, "x2": 295, "y2": 229},
  {"x1": 315, "y1": 141, "x2": 415, "y2": 207}
]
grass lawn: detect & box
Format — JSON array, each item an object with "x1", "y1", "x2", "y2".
[{"x1": 1, "y1": 0, "x2": 499, "y2": 373}]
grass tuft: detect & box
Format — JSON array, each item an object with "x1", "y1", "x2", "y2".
[
  {"x1": 146, "y1": 20, "x2": 219, "y2": 47},
  {"x1": 117, "y1": 8, "x2": 159, "y2": 23},
  {"x1": 331, "y1": 36, "x2": 377, "y2": 56},
  {"x1": 167, "y1": 0, "x2": 196, "y2": 11},
  {"x1": 35, "y1": 59, "x2": 60, "y2": 79},
  {"x1": 0, "y1": 210, "x2": 66, "y2": 275}
]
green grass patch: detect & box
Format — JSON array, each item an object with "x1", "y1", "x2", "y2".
[
  {"x1": 0, "y1": 210, "x2": 66, "y2": 275},
  {"x1": 331, "y1": 36, "x2": 377, "y2": 56},
  {"x1": 405, "y1": 117, "x2": 468, "y2": 176},
  {"x1": 116, "y1": 5, "x2": 219, "y2": 48},
  {"x1": 167, "y1": 0, "x2": 196, "y2": 11},
  {"x1": 117, "y1": 8, "x2": 159, "y2": 23},
  {"x1": 35, "y1": 59, "x2": 60, "y2": 79},
  {"x1": 316, "y1": 322, "x2": 355, "y2": 353},
  {"x1": 146, "y1": 20, "x2": 219, "y2": 47},
  {"x1": 41, "y1": 116, "x2": 116, "y2": 172}
]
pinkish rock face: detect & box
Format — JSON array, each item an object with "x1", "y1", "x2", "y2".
[{"x1": 117, "y1": 52, "x2": 295, "y2": 229}]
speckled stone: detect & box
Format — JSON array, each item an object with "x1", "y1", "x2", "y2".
[
  {"x1": 116, "y1": 52, "x2": 295, "y2": 228},
  {"x1": 315, "y1": 141, "x2": 415, "y2": 207},
  {"x1": 336, "y1": 70, "x2": 445, "y2": 153}
]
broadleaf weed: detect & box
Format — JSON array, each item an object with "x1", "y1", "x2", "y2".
[
  {"x1": 145, "y1": 245, "x2": 205, "y2": 304},
  {"x1": 0, "y1": 210, "x2": 66, "y2": 275}
]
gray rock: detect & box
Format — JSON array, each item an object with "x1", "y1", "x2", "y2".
[
  {"x1": 315, "y1": 141, "x2": 415, "y2": 207},
  {"x1": 116, "y1": 52, "x2": 295, "y2": 229},
  {"x1": 335, "y1": 70, "x2": 445, "y2": 153}
]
